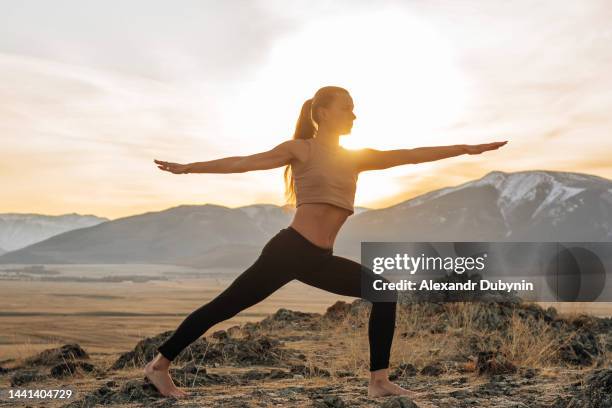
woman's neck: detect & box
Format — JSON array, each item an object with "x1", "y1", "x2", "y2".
[{"x1": 313, "y1": 129, "x2": 340, "y2": 147}]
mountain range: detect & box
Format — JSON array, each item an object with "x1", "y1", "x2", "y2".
[
  {"x1": 1, "y1": 170, "x2": 610, "y2": 268},
  {"x1": 0, "y1": 213, "x2": 108, "y2": 252}
]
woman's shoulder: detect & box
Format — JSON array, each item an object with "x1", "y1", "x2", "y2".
[{"x1": 288, "y1": 138, "x2": 314, "y2": 164}]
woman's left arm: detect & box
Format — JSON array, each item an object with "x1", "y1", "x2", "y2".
[{"x1": 354, "y1": 141, "x2": 507, "y2": 172}]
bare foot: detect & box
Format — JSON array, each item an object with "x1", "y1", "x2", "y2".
[
  {"x1": 368, "y1": 379, "x2": 418, "y2": 398},
  {"x1": 144, "y1": 360, "x2": 189, "y2": 398}
]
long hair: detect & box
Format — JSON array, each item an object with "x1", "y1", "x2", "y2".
[{"x1": 283, "y1": 86, "x2": 348, "y2": 207}]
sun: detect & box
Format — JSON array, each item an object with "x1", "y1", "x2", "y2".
[{"x1": 217, "y1": 7, "x2": 471, "y2": 205}]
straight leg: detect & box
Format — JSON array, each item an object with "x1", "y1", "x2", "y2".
[
  {"x1": 157, "y1": 253, "x2": 294, "y2": 360},
  {"x1": 295, "y1": 255, "x2": 398, "y2": 371}
]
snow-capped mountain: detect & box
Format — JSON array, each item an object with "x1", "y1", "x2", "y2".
[
  {"x1": 1, "y1": 170, "x2": 610, "y2": 267},
  {"x1": 334, "y1": 170, "x2": 612, "y2": 258},
  {"x1": 0, "y1": 213, "x2": 109, "y2": 252},
  {"x1": 394, "y1": 170, "x2": 609, "y2": 227}
]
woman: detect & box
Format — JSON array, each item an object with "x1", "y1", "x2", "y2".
[{"x1": 147, "y1": 86, "x2": 507, "y2": 398}]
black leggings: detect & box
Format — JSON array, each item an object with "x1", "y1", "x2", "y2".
[{"x1": 157, "y1": 226, "x2": 398, "y2": 371}]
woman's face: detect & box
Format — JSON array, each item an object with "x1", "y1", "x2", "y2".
[{"x1": 321, "y1": 92, "x2": 356, "y2": 135}]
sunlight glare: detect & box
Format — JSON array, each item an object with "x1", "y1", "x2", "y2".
[
  {"x1": 216, "y1": 8, "x2": 471, "y2": 204},
  {"x1": 220, "y1": 8, "x2": 469, "y2": 147}
]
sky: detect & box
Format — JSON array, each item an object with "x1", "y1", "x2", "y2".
[{"x1": 1, "y1": 0, "x2": 611, "y2": 220}]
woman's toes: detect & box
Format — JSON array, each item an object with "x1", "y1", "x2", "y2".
[{"x1": 175, "y1": 389, "x2": 189, "y2": 398}]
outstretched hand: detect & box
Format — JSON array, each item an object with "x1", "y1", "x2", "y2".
[
  {"x1": 463, "y1": 141, "x2": 507, "y2": 155},
  {"x1": 154, "y1": 159, "x2": 190, "y2": 174}
]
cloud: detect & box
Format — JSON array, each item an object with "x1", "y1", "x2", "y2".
[
  {"x1": 2, "y1": 1, "x2": 612, "y2": 218},
  {"x1": 0, "y1": 1, "x2": 296, "y2": 81},
  {"x1": 0, "y1": 53, "x2": 212, "y2": 157}
]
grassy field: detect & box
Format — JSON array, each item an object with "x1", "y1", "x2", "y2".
[
  {"x1": 1, "y1": 264, "x2": 610, "y2": 363},
  {"x1": 0, "y1": 276, "x2": 355, "y2": 361},
  {"x1": 1, "y1": 266, "x2": 610, "y2": 407}
]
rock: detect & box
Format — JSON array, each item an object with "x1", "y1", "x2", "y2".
[
  {"x1": 170, "y1": 366, "x2": 236, "y2": 387},
  {"x1": 25, "y1": 343, "x2": 89, "y2": 366},
  {"x1": 218, "y1": 336, "x2": 288, "y2": 366},
  {"x1": 420, "y1": 363, "x2": 445, "y2": 376},
  {"x1": 430, "y1": 322, "x2": 447, "y2": 334},
  {"x1": 50, "y1": 361, "x2": 96, "y2": 378},
  {"x1": 550, "y1": 395, "x2": 570, "y2": 408},
  {"x1": 450, "y1": 376, "x2": 469, "y2": 386},
  {"x1": 241, "y1": 369, "x2": 270, "y2": 381},
  {"x1": 558, "y1": 330, "x2": 602, "y2": 366},
  {"x1": 349, "y1": 299, "x2": 373, "y2": 314},
  {"x1": 212, "y1": 330, "x2": 228, "y2": 340},
  {"x1": 389, "y1": 363, "x2": 417, "y2": 380},
  {"x1": 324, "y1": 301, "x2": 352, "y2": 321},
  {"x1": 565, "y1": 368, "x2": 612, "y2": 408},
  {"x1": 120, "y1": 379, "x2": 162, "y2": 400},
  {"x1": 269, "y1": 369, "x2": 292, "y2": 379},
  {"x1": 180, "y1": 362, "x2": 205, "y2": 375},
  {"x1": 63, "y1": 379, "x2": 161, "y2": 407},
  {"x1": 227, "y1": 325, "x2": 242, "y2": 337},
  {"x1": 519, "y1": 367, "x2": 538, "y2": 379},
  {"x1": 476, "y1": 351, "x2": 517, "y2": 375},
  {"x1": 464, "y1": 334, "x2": 503, "y2": 356},
  {"x1": 514, "y1": 302, "x2": 557, "y2": 323},
  {"x1": 321, "y1": 395, "x2": 346, "y2": 408},
  {"x1": 112, "y1": 332, "x2": 295, "y2": 369},
  {"x1": 278, "y1": 387, "x2": 303, "y2": 397},
  {"x1": 449, "y1": 389, "x2": 471, "y2": 398},
  {"x1": 569, "y1": 314, "x2": 599, "y2": 330},
  {"x1": 334, "y1": 370, "x2": 356, "y2": 377},
  {"x1": 470, "y1": 303, "x2": 513, "y2": 331},
  {"x1": 380, "y1": 396, "x2": 419, "y2": 408},
  {"x1": 10, "y1": 369, "x2": 47, "y2": 386},
  {"x1": 257, "y1": 308, "x2": 322, "y2": 331},
  {"x1": 290, "y1": 364, "x2": 331, "y2": 377},
  {"x1": 545, "y1": 306, "x2": 558, "y2": 319},
  {"x1": 240, "y1": 369, "x2": 293, "y2": 381},
  {"x1": 111, "y1": 330, "x2": 174, "y2": 369},
  {"x1": 240, "y1": 321, "x2": 260, "y2": 335}
]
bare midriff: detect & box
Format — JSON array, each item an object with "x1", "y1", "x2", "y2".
[{"x1": 289, "y1": 203, "x2": 352, "y2": 250}]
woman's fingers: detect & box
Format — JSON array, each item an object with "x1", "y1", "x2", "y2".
[
  {"x1": 466, "y1": 141, "x2": 507, "y2": 154},
  {"x1": 154, "y1": 160, "x2": 168, "y2": 170},
  {"x1": 155, "y1": 160, "x2": 174, "y2": 166},
  {"x1": 483, "y1": 141, "x2": 507, "y2": 151},
  {"x1": 154, "y1": 159, "x2": 186, "y2": 174},
  {"x1": 154, "y1": 159, "x2": 179, "y2": 172}
]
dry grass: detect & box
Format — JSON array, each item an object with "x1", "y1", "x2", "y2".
[
  {"x1": 320, "y1": 301, "x2": 607, "y2": 374},
  {"x1": 500, "y1": 312, "x2": 560, "y2": 367}
]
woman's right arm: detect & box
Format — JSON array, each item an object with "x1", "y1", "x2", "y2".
[
  {"x1": 353, "y1": 141, "x2": 507, "y2": 172},
  {"x1": 155, "y1": 140, "x2": 299, "y2": 174}
]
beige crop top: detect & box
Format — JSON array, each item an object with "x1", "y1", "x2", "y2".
[{"x1": 292, "y1": 138, "x2": 359, "y2": 215}]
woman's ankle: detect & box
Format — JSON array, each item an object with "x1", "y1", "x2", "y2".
[
  {"x1": 150, "y1": 353, "x2": 172, "y2": 370},
  {"x1": 369, "y1": 367, "x2": 390, "y2": 383}
]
